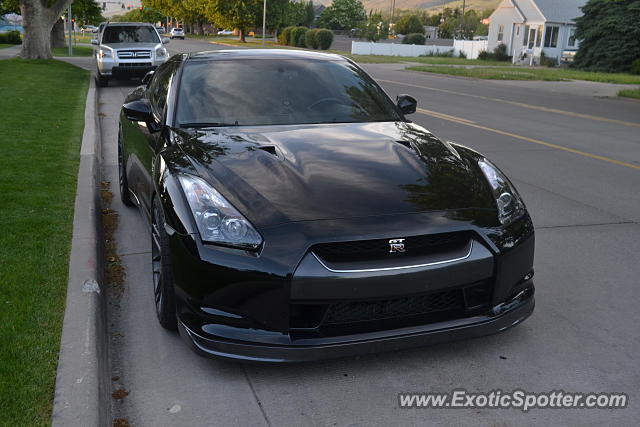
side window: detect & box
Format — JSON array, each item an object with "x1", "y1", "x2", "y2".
[{"x1": 147, "y1": 62, "x2": 176, "y2": 118}]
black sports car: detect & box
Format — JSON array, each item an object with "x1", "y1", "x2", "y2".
[{"x1": 118, "y1": 49, "x2": 535, "y2": 362}]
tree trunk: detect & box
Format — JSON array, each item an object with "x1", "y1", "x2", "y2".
[
  {"x1": 20, "y1": 0, "x2": 71, "y2": 59},
  {"x1": 51, "y1": 18, "x2": 65, "y2": 49},
  {"x1": 239, "y1": 29, "x2": 246, "y2": 43}
]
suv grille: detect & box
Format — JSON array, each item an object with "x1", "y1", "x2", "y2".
[
  {"x1": 312, "y1": 231, "x2": 470, "y2": 263},
  {"x1": 117, "y1": 50, "x2": 151, "y2": 59}
]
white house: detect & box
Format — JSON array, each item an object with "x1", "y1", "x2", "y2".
[{"x1": 487, "y1": 0, "x2": 585, "y2": 63}]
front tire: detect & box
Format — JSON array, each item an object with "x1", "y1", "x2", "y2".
[
  {"x1": 96, "y1": 72, "x2": 108, "y2": 87},
  {"x1": 151, "y1": 196, "x2": 178, "y2": 331}
]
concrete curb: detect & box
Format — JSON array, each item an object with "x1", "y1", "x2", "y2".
[{"x1": 51, "y1": 76, "x2": 109, "y2": 427}]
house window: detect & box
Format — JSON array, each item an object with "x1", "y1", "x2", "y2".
[
  {"x1": 535, "y1": 25, "x2": 543, "y2": 47},
  {"x1": 523, "y1": 25, "x2": 530, "y2": 46},
  {"x1": 568, "y1": 27, "x2": 577, "y2": 47},
  {"x1": 497, "y1": 24, "x2": 504, "y2": 42},
  {"x1": 544, "y1": 25, "x2": 559, "y2": 48}
]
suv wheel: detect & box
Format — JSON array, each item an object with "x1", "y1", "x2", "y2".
[
  {"x1": 96, "y1": 72, "x2": 109, "y2": 87},
  {"x1": 151, "y1": 196, "x2": 178, "y2": 331}
]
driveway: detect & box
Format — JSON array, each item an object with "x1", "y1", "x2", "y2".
[{"x1": 100, "y1": 39, "x2": 640, "y2": 425}]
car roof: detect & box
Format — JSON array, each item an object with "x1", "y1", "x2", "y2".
[
  {"x1": 186, "y1": 49, "x2": 347, "y2": 62},
  {"x1": 105, "y1": 22, "x2": 155, "y2": 27}
]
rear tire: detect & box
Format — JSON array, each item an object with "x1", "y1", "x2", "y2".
[
  {"x1": 96, "y1": 72, "x2": 108, "y2": 87},
  {"x1": 151, "y1": 196, "x2": 178, "y2": 331},
  {"x1": 118, "y1": 136, "x2": 134, "y2": 207}
]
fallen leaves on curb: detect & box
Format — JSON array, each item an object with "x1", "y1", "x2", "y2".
[
  {"x1": 113, "y1": 417, "x2": 130, "y2": 427},
  {"x1": 112, "y1": 388, "x2": 129, "y2": 400}
]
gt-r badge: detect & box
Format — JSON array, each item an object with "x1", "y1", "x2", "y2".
[{"x1": 389, "y1": 239, "x2": 405, "y2": 253}]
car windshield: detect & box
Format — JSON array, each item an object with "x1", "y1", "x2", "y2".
[
  {"x1": 102, "y1": 25, "x2": 159, "y2": 44},
  {"x1": 176, "y1": 59, "x2": 403, "y2": 127}
]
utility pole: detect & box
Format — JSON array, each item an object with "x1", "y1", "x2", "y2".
[
  {"x1": 67, "y1": 4, "x2": 72, "y2": 56},
  {"x1": 390, "y1": 0, "x2": 396, "y2": 35},
  {"x1": 262, "y1": 0, "x2": 267, "y2": 47}
]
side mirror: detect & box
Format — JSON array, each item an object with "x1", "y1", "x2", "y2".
[
  {"x1": 162, "y1": 37, "x2": 170, "y2": 44},
  {"x1": 397, "y1": 94, "x2": 417, "y2": 115},
  {"x1": 142, "y1": 70, "x2": 155, "y2": 86},
  {"x1": 123, "y1": 99, "x2": 161, "y2": 132},
  {"x1": 91, "y1": 39, "x2": 99, "y2": 45}
]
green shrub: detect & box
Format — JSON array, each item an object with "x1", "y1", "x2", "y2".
[
  {"x1": 295, "y1": 27, "x2": 308, "y2": 47},
  {"x1": 402, "y1": 33, "x2": 425, "y2": 45},
  {"x1": 420, "y1": 49, "x2": 454, "y2": 57},
  {"x1": 540, "y1": 51, "x2": 557, "y2": 67},
  {"x1": 289, "y1": 26, "x2": 307, "y2": 47},
  {"x1": 493, "y1": 43, "x2": 511, "y2": 61},
  {"x1": 631, "y1": 59, "x2": 640, "y2": 75},
  {"x1": 315, "y1": 29, "x2": 333, "y2": 50},
  {"x1": 0, "y1": 31, "x2": 22, "y2": 45},
  {"x1": 279, "y1": 26, "x2": 294, "y2": 45},
  {"x1": 305, "y1": 28, "x2": 319, "y2": 49},
  {"x1": 478, "y1": 50, "x2": 492, "y2": 60},
  {"x1": 458, "y1": 50, "x2": 467, "y2": 59}
]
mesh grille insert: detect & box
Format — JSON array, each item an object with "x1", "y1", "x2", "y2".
[{"x1": 322, "y1": 289, "x2": 465, "y2": 325}]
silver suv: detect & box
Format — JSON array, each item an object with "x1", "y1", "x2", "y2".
[{"x1": 92, "y1": 22, "x2": 169, "y2": 87}]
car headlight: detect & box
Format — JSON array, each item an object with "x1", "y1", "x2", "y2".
[
  {"x1": 98, "y1": 48, "x2": 112, "y2": 58},
  {"x1": 178, "y1": 175, "x2": 262, "y2": 249},
  {"x1": 478, "y1": 159, "x2": 525, "y2": 226},
  {"x1": 155, "y1": 47, "x2": 168, "y2": 57}
]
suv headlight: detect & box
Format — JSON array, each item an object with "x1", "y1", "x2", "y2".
[
  {"x1": 98, "y1": 48, "x2": 112, "y2": 58},
  {"x1": 478, "y1": 159, "x2": 525, "y2": 226},
  {"x1": 178, "y1": 175, "x2": 262, "y2": 249},
  {"x1": 155, "y1": 47, "x2": 168, "y2": 57}
]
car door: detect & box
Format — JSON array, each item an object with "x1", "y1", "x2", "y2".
[{"x1": 130, "y1": 60, "x2": 178, "y2": 215}]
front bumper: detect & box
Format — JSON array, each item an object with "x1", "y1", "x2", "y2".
[
  {"x1": 97, "y1": 56, "x2": 167, "y2": 77},
  {"x1": 179, "y1": 287, "x2": 534, "y2": 363}
]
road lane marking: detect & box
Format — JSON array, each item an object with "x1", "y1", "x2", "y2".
[
  {"x1": 416, "y1": 109, "x2": 640, "y2": 171},
  {"x1": 378, "y1": 78, "x2": 640, "y2": 129},
  {"x1": 417, "y1": 108, "x2": 476, "y2": 124}
]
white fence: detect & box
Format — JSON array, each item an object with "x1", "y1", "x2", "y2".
[
  {"x1": 351, "y1": 41, "x2": 453, "y2": 57},
  {"x1": 452, "y1": 39, "x2": 488, "y2": 59},
  {"x1": 351, "y1": 39, "x2": 489, "y2": 59}
]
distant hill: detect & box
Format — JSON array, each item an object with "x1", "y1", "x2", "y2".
[{"x1": 314, "y1": 0, "x2": 500, "y2": 14}]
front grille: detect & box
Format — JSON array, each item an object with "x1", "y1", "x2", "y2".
[
  {"x1": 312, "y1": 231, "x2": 469, "y2": 263},
  {"x1": 322, "y1": 288, "x2": 464, "y2": 325},
  {"x1": 117, "y1": 50, "x2": 151, "y2": 59},
  {"x1": 290, "y1": 280, "x2": 492, "y2": 332},
  {"x1": 116, "y1": 62, "x2": 152, "y2": 67}
]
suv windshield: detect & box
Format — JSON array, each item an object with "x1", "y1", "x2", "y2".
[
  {"x1": 102, "y1": 25, "x2": 159, "y2": 44},
  {"x1": 176, "y1": 59, "x2": 402, "y2": 127}
]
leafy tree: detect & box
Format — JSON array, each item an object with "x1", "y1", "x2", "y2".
[
  {"x1": 317, "y1": 0, "x2": 365, "y2": 30},
  {"x1": 573, "y1": 0, "x2": 640, "y2": 73},
  {"x1": 111, "y1": 7, "x2": 164, "y2": 23},
  {"x1": 394, "y1": 14, "x2": 423, "y2": 35},
  {"x1": 303, "y1": 0, "x2": 315, "y2": 27},
  {"x1": 203, "y1": 0, "x2": 262, "y2": 42},
  {"x1": 359, "y1": 11, "x2": 387, "y2": 42},
  {"x1": 73, "y1": 0, "x2": 104, "y2": 26},
  {"x1": 18, "y1": 0, "x2": 74, "y2": 59}
]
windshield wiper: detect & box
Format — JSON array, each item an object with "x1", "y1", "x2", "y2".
[{"x1": 179, "y1": 121, "x2": 239, "y2": 128}]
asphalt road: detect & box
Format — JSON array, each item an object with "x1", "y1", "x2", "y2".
[{"x1": 100, "y1": 38, "x2": 640, "y2": 426}]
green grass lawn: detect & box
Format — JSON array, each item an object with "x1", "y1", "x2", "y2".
[
  {"x1": 618, "y1": 88, "x2": 640, "y2": 99},
  {"x1": 406, "y1": 65, "x2": 640, "y2": 84},
  {"x1": 0, "y1": 59, "x2": 88, "y2": 426},
  {"x1": 0, "y1": 43, "x2": 16, "y2": 49},
  {"x1": 52, "y1": 45, "x2": 93, "y2": 57}
]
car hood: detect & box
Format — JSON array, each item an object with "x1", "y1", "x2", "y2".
[
  {"x1": 102, "y1": 42, "x2": 160, "y2": 50},
  {"x1": 172, "y1": 121, "x2": 495, "y2": 228}
]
